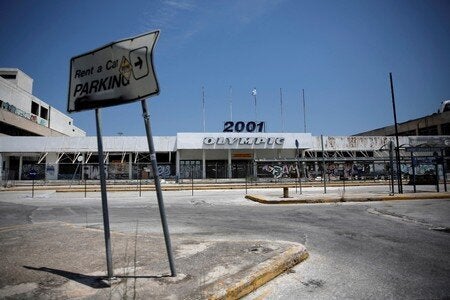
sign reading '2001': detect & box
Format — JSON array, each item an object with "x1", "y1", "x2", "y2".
[{"x1": 223, "y1": 121, "x2": 265, "y2": 133}]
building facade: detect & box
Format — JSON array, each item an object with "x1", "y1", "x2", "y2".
[
  {"x1": 0, "y1": 68, "x2": 85, "y2": 137},
  {"x1": 355, "y1": 101, "x2": 450, "y2": 136},
  {"x1": 1, "y1": 68, "x2": 447, "y2": 182},
  {"x1": 0, "y1": 133, "x2": 448, "y2": 182}
]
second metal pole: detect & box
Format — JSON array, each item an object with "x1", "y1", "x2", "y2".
[
  {"x1": 141, "y1": 100, "x2": 176, "y2": 277},
  {"x1": 389, "y1": 73, "x2": 403, "y2": 194},
  {"x1": 95, "y1": 108, "x2": 114, "y2": 279}
]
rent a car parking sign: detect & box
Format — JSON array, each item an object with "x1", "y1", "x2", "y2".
[
  {"x1": 66, "y1": 30, "x2": 177, "y2": 279},
  {"x1": 67, "y1": 30, "x2": 159, "y2": 112}
]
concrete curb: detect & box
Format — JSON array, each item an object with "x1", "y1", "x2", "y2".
[
  {"x1": 245, "y1": 192, "x2": 450, "y2": 204},
  {"x1": 209, "y1": 244, "x2": 308, "y2": 300}
]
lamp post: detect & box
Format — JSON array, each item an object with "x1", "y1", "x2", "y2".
[{"x1": 389, "y1": 73, "x2": 403, "y2": 193}]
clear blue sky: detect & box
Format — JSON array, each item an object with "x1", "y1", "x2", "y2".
[{"x1": 1, "y1": 0, "x2": 449, "y2": 136}]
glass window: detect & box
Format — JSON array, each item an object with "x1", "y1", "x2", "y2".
[
  {"x1": 31, "y1": 101, "x2": 39, "y2": 115},
  {"x1": 40, "y1": 106, "x2": 48, "y2": 120}
]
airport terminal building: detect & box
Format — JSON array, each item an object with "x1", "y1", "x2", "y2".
[
  {"x1": 1, "y1": 68, "x2": 448, "y2": 183},
  {"x1": 0, "y1": 133, "x2": 448, "y2": 182}
]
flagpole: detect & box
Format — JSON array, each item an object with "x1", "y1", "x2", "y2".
[
  {"x1": 229, "y1": 85, "x2": 233, "y2": 121},
  {"x1": 202, "y1": 86, "x2": 205, "y2": 132},
  {"x1": 280, "y1": 88, "x2": 284, "y2": 133},
  {"x1": 302, "y1": 89, "x2": 306, "y2": 133},
  {"x1": 252, "y1": 87, "x2": 257, "y2": 121}
]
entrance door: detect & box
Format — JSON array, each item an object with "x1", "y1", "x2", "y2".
[
  {"x1": 231, "y1": 160, "x2": 252, "y2": 178},
  {"x1": 8, "y1": 157, "x2": 19, "y2": 180},
  {"x1": 206, "y1": 160, "x2": 227, "y2": 179}
]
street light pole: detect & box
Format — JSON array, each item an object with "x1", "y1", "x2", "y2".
[{"x1": 389, "y1": 73, "x2": 403, "y2": 193}]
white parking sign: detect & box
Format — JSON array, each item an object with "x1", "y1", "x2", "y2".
[{"x1": 67, "y1": 30, "x2": 160, "y2": 113}]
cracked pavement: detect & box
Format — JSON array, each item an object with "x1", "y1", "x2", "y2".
[{"x1": 1, "y1": 187, "x2": 449, "y2": 299}]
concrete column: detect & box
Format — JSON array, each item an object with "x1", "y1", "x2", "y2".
[
  {"x1": 5, "y1": 156, "x2": 10, "y2": 181},
  {"x1": 202, "y1": 150, "x2": 206, "y2": 179},
  {"x1": 0, "y1": 154, "x2": 3, "y2": 182},
  {"x1": 228, "y1": 149, "x2": 232, "y2": 179},
  {"x1": 314, "y1": 152, "x2": 318, "y2": 173},
  {"x1": 176, "y1": 150, "x2": 180, "y2": 179},
  {"x1": 301, "y1": 150, "x2": 306, "y2": 178},
  {"x1": 18, "y1": 155, "x2": 23, "y2": 180},
  {"x1": 253, "y1": 150, "x2": 257, "y2": 178},
  {"x1": 128, "y1": 153, "x2": 133, "y2": 180}
]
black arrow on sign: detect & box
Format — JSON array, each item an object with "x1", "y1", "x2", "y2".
[{"x1": 134, "y1": 57, "x2": 143, "y2": 69}]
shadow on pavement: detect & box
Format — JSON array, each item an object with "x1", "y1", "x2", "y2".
[
  {"x1": 23, "y1": 266, "x2": 110, "y2": 288},
  {"x1": 23, "y1": 266, "x2": 172, "y2": 288}
]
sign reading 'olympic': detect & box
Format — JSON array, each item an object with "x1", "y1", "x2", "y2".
[{"x1": 203, "y1": 136, "x2": 284, "y2": 146}]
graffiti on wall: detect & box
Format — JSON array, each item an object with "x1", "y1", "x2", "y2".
[
  {"x1": 1, "y1": 101, "x2": 48, "y2": 126},
  {"x1": 83, "y1": 165, "x2": 107, "y2": 180},
  {"x1": 81, "y1": 163, "x2": 174, "y2": 180},
  {"x1": 108, "y1": 162, "x2": 128, "y2": 179},
  {"x1": 157, "y1": 165, "x2": 171, "y2": 178},
  {"x1": 259, "y1": 162, "x2": 376, "y2": 180},
  {"x1": 139, "y1": 164, "x2": 173, "y2": 179},
  {"x1": 325, "y1": 163, "x2": 365, "y2": 178},
  {"x1": 260, "y1": 164, "x2": 297, "y2": 178}
]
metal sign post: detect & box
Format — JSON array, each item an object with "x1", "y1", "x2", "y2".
[
  {"x1": 411, "y1": 153, "x2": 416, "y2": 193},
  {"x1": 95, "y1": 108, "x2": 114, "y2": 279},
  {"x1": 295, "y1": 139, "x2": 302, "y2": 195},
  {"x1": 67, "y1": 30, "x2": 176, "y2": 278},
  {"x1": 320, "y1": 135, "x2": 327, "y2": 194},
  {"x1": 29, "y1": 169, "x2": 37, "y2": 198},
  {"x1": 141, "y1": 100, "x2": 176, "y2": 277}
]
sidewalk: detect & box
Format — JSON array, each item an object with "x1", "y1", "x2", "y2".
[
  {"x1": 0, "y1": 222, "x2": 308, "y2": 299},
  {"x1": 245, "y1": 185, "x2": 450, "y2": 204},
  {"x1": 1, "y1": 179, "x2": 393, "y2": 192}
]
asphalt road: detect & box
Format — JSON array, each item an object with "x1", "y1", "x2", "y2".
[{"x1": 1, "y1": 187, "x2": 449, "y2": 299}]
